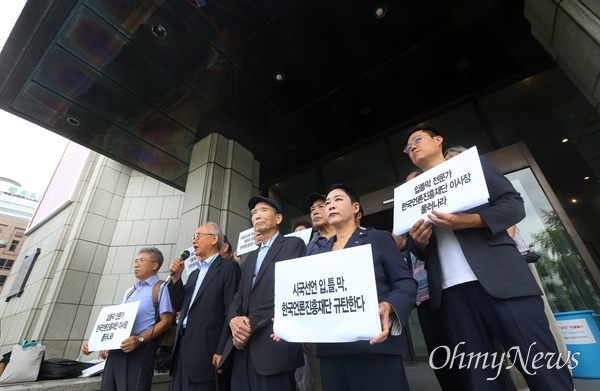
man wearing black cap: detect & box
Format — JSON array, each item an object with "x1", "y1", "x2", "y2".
[
  {"x1": 220, "y1": 235, "x2": 234, "y2": 260},
  {"x1": 305, "y1": 193, "x2": 335, "y2": 256},
  {"x1": 221, "y1": 196, "x2": 305, "y2": 391}
]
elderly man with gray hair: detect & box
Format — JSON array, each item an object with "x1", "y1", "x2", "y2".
[{"x1": 168, "y1": 222, "x2": 241, "y2": 391}]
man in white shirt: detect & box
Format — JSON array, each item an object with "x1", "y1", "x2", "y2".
[{"x1": 405, "y1": 127, "x2": 573, "y2": 391}]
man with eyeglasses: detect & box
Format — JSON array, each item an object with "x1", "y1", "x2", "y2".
[
  {"x1": 220, "y1": 196, "x2": 306, "y2": 391},
  {"x1": 404, "y1": 127, "x2": 573, "y2": 390},
  {"x1": 81, "y1": 247, "x2": 173, "y2": 391},
  {"x1": 167, "y1": 223, "x2": 241, "y2": 391}
]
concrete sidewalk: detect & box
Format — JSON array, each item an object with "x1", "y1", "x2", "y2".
[{"x1": 404, "y1": 360, "x2": 600, "y2": 391}]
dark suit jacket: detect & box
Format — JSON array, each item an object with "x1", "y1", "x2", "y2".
[
  {"x1": 316, "y1": 228, "x2": 417, "y2": 357},
  {"x1": 220, "y1": 233, "x2": 305, "y2": 376},
  {"x1": 409, "y1": 157, "x2": 542, "y2": 311},
  {"x1": 168, "y1": 254, "x2": 241, "y2": 383}
]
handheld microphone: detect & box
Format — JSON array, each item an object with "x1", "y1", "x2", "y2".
[{"x1": 165, "y1": 250, "x2": 191, "y2": 284}]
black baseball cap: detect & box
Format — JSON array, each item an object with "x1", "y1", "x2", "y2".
[
  {"x1": 248, "y1": 196, "x2": 283, "y2": 214},
  {"x1": 222, "y1": 235, "x2": 233, "y2": 253},
  {"x1": 305, "y1": 193, "x2": 326, "y2": 209}
]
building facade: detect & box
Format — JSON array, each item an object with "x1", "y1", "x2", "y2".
[
  {"x1": 0, "y1": 178, "x2": 41, "y2": 294},
  {"x1": 0, "y1": 134, "x2": 259, "y2": 359}
]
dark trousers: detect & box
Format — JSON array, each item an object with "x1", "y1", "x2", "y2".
[
  {"x1": 441, "y1": 282, "x2": 573, "y2": 391},
  {"x1": 418, "y1": 300, "x2": 466, "y2": 391},
  {"x1": 171, "y1": 334, "x2": 231, "y2": 391},
  {"x1": 231, "y1": 348, "x2": 295, "y2": 391},
  {"x1": 101, "y1": 339, "x2": 158, "y2": 391},
  {"x1": 320, "y1": 354, "x2": 409, "y2": 391}
]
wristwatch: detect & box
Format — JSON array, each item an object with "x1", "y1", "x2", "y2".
[{"x1": 138, "y1": 336, "x2": 145, "y2": 344}]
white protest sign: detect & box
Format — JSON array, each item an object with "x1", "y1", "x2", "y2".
[
  {"x1": 237, "y1": 227, "x2": 259, "y2": 255},
  {"x1": 184, "y1": 246, "x2": 199, "y2": 275},
  {"x1": 285, "y1": 227, "x2": 313, "y2": 245},
  {"x1": 88, "y1": 301, "x2": 140, "y2": 351},
  {"x1": 556, "y1": 318, "x2": 597, "y2": 345},
  {"x1": 274, "y1": 245, "x2": 380, "y2": 342},
  {"x1": 393, "y1": 146, "x2": 489, "y2": 235}
]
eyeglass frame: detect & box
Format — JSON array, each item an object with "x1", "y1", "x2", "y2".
[
  {"x1": 133, "y1": 257, "x2": 157, "y2": 265},
  {"x1": 191, "y1": 233, "x2": 216, "y2": 241},
  {"x1": 403, "y1": 134, "x2": 425, "y2": 154}
]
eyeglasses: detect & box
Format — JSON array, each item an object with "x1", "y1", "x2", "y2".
[
  {"x1": 133, "y1": 258, "x2": 156, "y2": 265},
  {"x1": 192, "y1": 233, "x2": 215, "y2": 241},
  {"x1": 403, "y1": 134, "x2": 424, "y2": 154}
]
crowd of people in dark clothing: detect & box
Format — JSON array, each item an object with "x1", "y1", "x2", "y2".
[{"x1": 82, "y1": 127, "x2": 574, "y2": 391}]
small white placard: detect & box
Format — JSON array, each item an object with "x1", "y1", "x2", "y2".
[
  {"x1": 236, "y1": 227, "x2": 259, "y2": 255},
  {"x1": 393, "y1": 146, "x2": 489, "y2": 234},
  {"x1": 556, "y1": 318, "x2": 597, "y2": 345},
  {"x1": 285, "y1": 227, "x2": 313, "y2": 245},
  {"x1": 274, "y1": 245, "x2": 380, "y2": 343},
  {"x1": 184, "y1": 246, "x2": 199, "y2": 275},
  {"x1": 88, "y1": 302, "x2": 140, "y2": 351}
]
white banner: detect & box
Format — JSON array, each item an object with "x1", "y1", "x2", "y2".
[
  {"x1": 88, "y1": 302, "x2": 139, "y2": 351},
  {"x1": 274, "y1": 245, "x2": 380, "y2": 342},
  {"x1": 184, "y1": 246, "x2": 199, "y2": 275},
  {"x1": 236, "y1": 227, "x2": 259, "y2": 255},
  {"x1": 284, "y1": 227, "x2": 313, "y2": 245},
  {"x1": 393, "y1": 146, "x2": 489, "y2": 235}
]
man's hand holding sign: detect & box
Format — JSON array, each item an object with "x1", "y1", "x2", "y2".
[
  {"x1": 394, "y1": 147, "x2": 490, "y2": 250},
  {"x1": 398, "y1": 129, "x2": 574, "y2": 389}
]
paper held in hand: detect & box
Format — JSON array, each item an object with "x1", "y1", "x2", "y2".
[
  {"x1": 393, "y1": 146, "x2": 489, "y2": 235},
  {"x1": 284, "y1": 227, "x2": 313, "y2": 245},
  {"x1": 273, "y1": 245, "x2": 381, "y2": 343},
  {"x1": 88, "y1": 301, "x2": 139, "y2": 351},
  {"x1": 236, "y1": 227, "x2": 259, "y2": 255},
  {"x1": 184, "y1": 245, "x2": 199, "y2": 275}
]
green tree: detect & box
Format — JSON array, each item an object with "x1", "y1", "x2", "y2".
[{"x1": 530, "y1": 210, "x2": 600, "y2": 314}]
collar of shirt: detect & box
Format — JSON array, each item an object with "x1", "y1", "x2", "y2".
[
  {"x1": 135, "y1": 274, "x2": 159, "y2": 289},
  {"x1": 199, "y1": 252, "x2": 219, "y2": 268},
  {"x1": 260, "y1": 231, "x2": 279, "y2": 250}
]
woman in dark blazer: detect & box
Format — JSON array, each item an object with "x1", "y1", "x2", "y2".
[{"x1": 315, "y1": 183, "x2": 417, "y2": 391}]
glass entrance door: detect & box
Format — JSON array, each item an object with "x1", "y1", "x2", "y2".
[{"x1": 506, "y1": 168, "x2": 600, "y2": 315}]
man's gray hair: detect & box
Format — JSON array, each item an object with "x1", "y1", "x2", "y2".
[
  {"x1": 443, "y1": 145, "x2": 467, "y2": 157},
  {"x1": 138, "y1": 247, "x2": 164, "y2": 270},
  {"x1": 204, "y1": 222, "x2": 224, "y2": 250}
]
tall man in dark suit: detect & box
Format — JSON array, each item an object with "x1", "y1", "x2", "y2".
[
  {"x1": 168, "y1": 222, "x2": 241, "y2": 391},
  {"x1": 222, "y1": 196, "x2": 305, "y2": 391},
  {"x1": 405, "y1": 127, "x2": 573, "y2": 390}
]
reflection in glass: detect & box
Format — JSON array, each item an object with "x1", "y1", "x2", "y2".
[
  {"x1": 59, "y1": 6, "x2": 180, "y2": 106},
  {"x1": 133, "y1": 113, "x2": 195, "y2": 160},
  {"x1": 34, "y1": 46, "x2": 153, "y2": 130},
  {"x1": 13, "y1": 82, "x2": 124, "y2": 150},
  {"x1": 506, "y1": 168, "x2": 600, "y2": 315}
]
